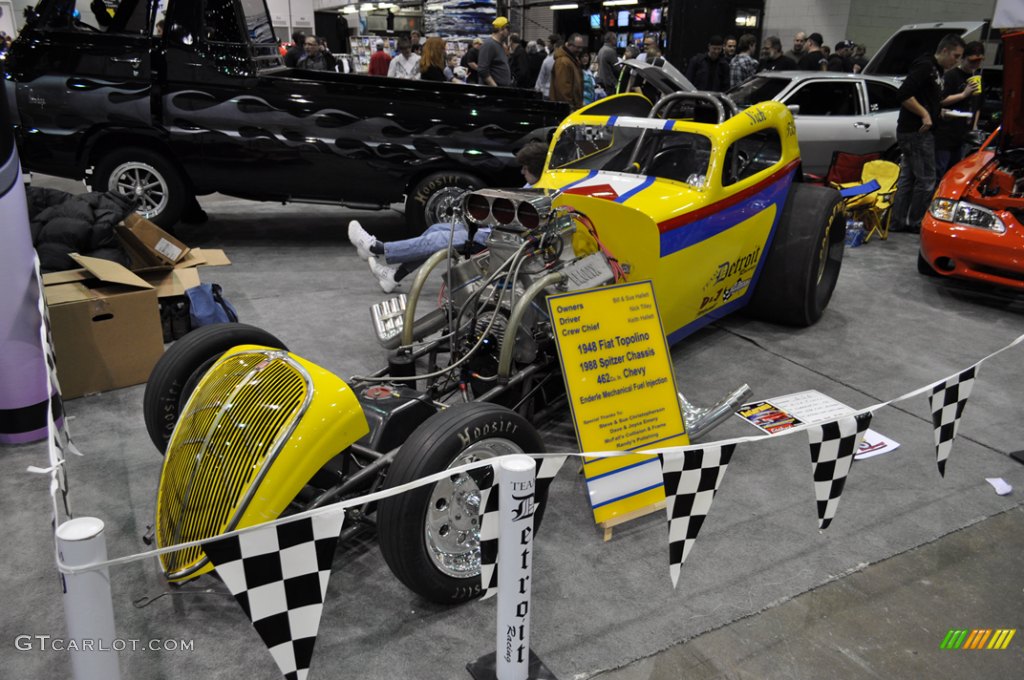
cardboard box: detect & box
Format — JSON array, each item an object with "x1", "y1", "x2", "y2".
[
  {"x1": 117, "y1": 213, "x2": 190, "y2": 266},
  {"x1": 115, "y1": 214, "x2": 231, "y2": 291},
  {"x1": 43, "y1": 255, "x2": 165, "y2": 399},
  {"x1": 41, "y1": 214, "x2": 232, "y2": 396}
]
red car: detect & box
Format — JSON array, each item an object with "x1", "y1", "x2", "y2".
[{"x1": 919, "y1": 31, "x2": 1024, "y2": 290}]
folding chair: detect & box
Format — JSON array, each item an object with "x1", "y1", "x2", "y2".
[
  {"x1": 805, "y1": 150, "x2": 882, "y2": 185},
  {"x1": 832, "y1": 160, "x2": 900, "y2": 242}
]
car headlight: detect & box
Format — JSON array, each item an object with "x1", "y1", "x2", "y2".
[{"x1": 928, "y1": 199, "x2": 1006, "y2": 234}]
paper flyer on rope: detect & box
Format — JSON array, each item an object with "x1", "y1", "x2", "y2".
[{"x1": 736, "y1": 389, "x2": 899, "y2": 459}]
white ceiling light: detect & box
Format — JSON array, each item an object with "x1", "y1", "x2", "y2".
[
  {"x1": 342, "y1": 5, "x2": 357, "y2": 13},
  {"x1": 360, "y1": 3, "x2": 376, "y2": 11},
  {"x1": 550, "y1": 3, "x2": 580, "y2": 9},
  {"x1": 602, "y1": 0, "x2": 637, "y2": 6}
]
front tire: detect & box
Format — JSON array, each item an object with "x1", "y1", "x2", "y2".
[
  {"x1": 142, "y1": 323, "x2": 287, "y2": 453},
  {"x1": 405, "y1": 171, "x2": 484, "y2": 233},
  {"x1": 377, "y1": 402, "x2": 546, "y2": 603},
  {"x1": 746, "y1": 183, "x2": 845, "y2": 326},
  {"x1": 93, "y1": 147, "x2": 188, "y2": 230}
]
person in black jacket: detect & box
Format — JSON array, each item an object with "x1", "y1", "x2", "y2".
[
  {"x1": 797, "y1": 33, "x2": 827, "y2": 71},
  {"x1": 934, "y1": 41, "x2": 984, "y2": 176},
  {"x1": 419, "y1": 37, "x2": 448, "y2": 82},
  {"x1": 521, "y1": 40, "x2": 545, "y2": 90},
  {"x1": 509, "y1": 34, "x2": 530, "y2": 87},
  {"x1": 761, "y1": 35, "x2": 796, "y2": 71},
  {"x1": 890, "y1": 33, "x2": 966, "y2": 233},
  {"x1": 460, "y1": 38, "x2": 482, "y2": 84},
  {"x1": 284, "y1": 31, "x2": 305, "y2": 68},
  {"x1": 827, "y1": 40, "x2": 855, "y2": 72},
  {"x1": 297, "y1": 35, "x2": 337, "y2": 71},
  {"x1": 685, "y1": 35, "x2": 729, "y2": 92}
]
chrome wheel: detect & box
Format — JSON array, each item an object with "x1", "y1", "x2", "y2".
[
  {"x1": 424, "y1": 438, "x2": 523, "y2": 578},
  {"x1": 107, "y1": 161, "x2": 169, "y2": 219},
  {"x1": 423, "y1": 186, "x2": 466, "y2": 225}
]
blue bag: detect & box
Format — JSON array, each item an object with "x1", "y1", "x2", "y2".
[{"x1": 186, "y1": 283, "x2": 238, "y2": 327}]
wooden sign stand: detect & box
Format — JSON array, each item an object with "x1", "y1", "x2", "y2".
[{"x1": 599, "y1": 500, "x2": 666, "y2": 542}]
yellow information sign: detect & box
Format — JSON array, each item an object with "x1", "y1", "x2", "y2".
[{"x1": 547, "y1": 280, "x2": 689, "y2": 525}]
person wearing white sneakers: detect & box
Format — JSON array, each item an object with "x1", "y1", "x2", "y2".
[{"x1": 348, "y1": 141, "x2": 549, "y2": 293}]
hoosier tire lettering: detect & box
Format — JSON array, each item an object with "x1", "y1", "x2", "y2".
[{"x1": 456, "y1": 419, "x2": 520, "y2": 448}]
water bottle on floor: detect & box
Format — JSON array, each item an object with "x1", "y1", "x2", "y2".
[{"x1": 845, "y1": 219, "x2": 865, "y2": 248}]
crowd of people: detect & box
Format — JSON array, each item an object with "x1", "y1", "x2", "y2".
[
  {"x1": 279, "y1": 18, "x2": 657, "y2": 111},
  {"x1": 275, "y1": 21, "x2": 893, "y2": 112},
  {"x1": 681, "y1": 30, "x2": 875, "y2": 91}
]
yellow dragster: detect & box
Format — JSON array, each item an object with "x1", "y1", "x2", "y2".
[
  {"x1": 535, "y1": 92, "x2": 845, "y2": 337},
  {"x1": 146, "y1": 91, "x2": 844, "y2": 605}
]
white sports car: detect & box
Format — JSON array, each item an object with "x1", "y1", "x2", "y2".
[{"x1": 727, "y1": 71, "x2": 903, "y2": 175}]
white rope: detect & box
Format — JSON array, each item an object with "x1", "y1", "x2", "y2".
[{"x1": 47, "y1": 331, "x2": 1024, "y2": 575}]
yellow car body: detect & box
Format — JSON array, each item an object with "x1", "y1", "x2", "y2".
[
  {"x1": 156, "y1": 346, "x2": 368, "y2": 581},
  {"x1": 535, "y1": 94, "x2": 803, "y2": 344}
]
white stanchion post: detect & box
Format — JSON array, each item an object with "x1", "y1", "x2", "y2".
[
  {"x1": 495, "y1": 454, "x2": 537, "y2": 680},
  {"x1": 56, "y1": 517, "x2": 122, "y2": 680}
]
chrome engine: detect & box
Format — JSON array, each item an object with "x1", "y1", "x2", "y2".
[
  {"x1": 372, "y1": 188, "x2": 616, "y2": 353},
  {"x1": 367, "y1": 187, "x2": 749, "y2": 439}
]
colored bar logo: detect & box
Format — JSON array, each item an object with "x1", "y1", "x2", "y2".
[{"x1": 940, "y1": 628, "x2": 1016, "y2": 650}]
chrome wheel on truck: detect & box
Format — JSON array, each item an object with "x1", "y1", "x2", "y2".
[{"x1": 93, "y1": 147, "x2": 188, "y2": 229}]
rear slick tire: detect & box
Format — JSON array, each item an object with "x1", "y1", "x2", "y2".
[
  {"x1": 142, "y1": 323, "x2": 287, "y2": 453},
  {"x1": 745, "y1": 183, "x2": 846, "y2": 326},
  {"x1": 377, "y1": 402, "x2": 546, "y2": 604},
  {"x1": 405, "y1": 171, "x2": 484, "y2": 234}
]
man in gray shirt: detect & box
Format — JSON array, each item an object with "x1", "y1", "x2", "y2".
[
  {"x1": 478, "y1": 16, "x2": 513, "y2": 87},
  {"x1": 535, "y1": 35, "x2": 562, "y2": 98},
  {"x1": 596, "y1": 31, "x2": 618, "y2": 94}
]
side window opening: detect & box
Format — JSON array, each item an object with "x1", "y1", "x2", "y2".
[
  {"x1": 204, "y1": 0, "x2": 245, "y2": 43},
  {"x1": 866, "y1": 81, "x2": 902, "y2": 112},
  {"x1": 722, "y1": 128, "x2": 782, "y2": 187},
  {"x1": 786, "y1": 82, "x2": 861, "y2": 116}
]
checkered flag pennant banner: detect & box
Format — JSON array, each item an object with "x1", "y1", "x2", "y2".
[
  {"x1": 474, "y1": 455, "x2": 567, "y2": 601},
  {"x1": 476, "y1": 471, "x2": 500, "y2": 601},
  {"x1": 807, "y1": 412, "x2": 872, "y2": 530},
  {"x1": 26, "y1": 253, "x2": 80, "y2": 518},
  {"x1": 535, "y1": 455, "x2": 568, "y2": 507},
  {"x1": 202, "y1": 512, "x2": 345, "y2": 680},
  {"x1": 929, "y1": 365, "x2": 977, "y2": 477},
  {"x1": 661, "y1": 445, "x2": 736, "y2": 588}
]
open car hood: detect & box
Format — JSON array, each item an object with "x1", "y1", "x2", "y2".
[
  {"x1": 619, "y1": 59, "x2": 696, "y2": 96},
  {"x1": 862, "y1": 21, "x2": 987, "y2": 77},
  {"x1": 1003, "y1": 31, "x2": 1024, "y2": 147}
]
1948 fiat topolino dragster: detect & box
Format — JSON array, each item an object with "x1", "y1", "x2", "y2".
[{"x1": 143, "y1": 91, "x2": 846, "y2": 603}]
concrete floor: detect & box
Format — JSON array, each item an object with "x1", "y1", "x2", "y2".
[{"x1": 2, "y1": 176, "x2": 1023, "y2": 679}]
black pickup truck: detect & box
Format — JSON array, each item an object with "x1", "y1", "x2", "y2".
[{"x1": 3, "y1": 0, "x2": 569, "y2": 230}]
